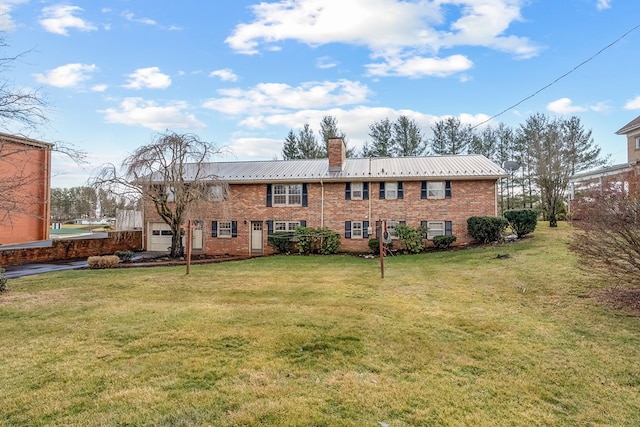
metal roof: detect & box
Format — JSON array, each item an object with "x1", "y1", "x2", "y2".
[
  {"x1": 616, "y1": 114, "x2": 640, "y2": 135},
  {"x1": 179, "y1": 154, "x2": 506, "y2": 183}
]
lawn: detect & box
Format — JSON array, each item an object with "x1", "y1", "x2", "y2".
[{"x1": 1, "y1": 223, "x2": 639, "y2": 426}]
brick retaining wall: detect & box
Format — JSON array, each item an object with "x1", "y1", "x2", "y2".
[{"x1": 0, "y1": 231, "x2": 143, "y2": 267}]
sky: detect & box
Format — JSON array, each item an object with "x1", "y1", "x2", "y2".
[{"x1": 2, "y1": 0, "x2": 640, "y2": 188}]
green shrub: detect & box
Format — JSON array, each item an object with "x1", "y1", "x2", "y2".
[
  {"x1": 87, "y1": 255, "x2": 120, "y2": 269},
  {"x1": 432, "y1": 235, "x2": 457, "y2": 250},
  {"x1": 503, "y1": 209, "x2": 538, "y2": 238},
  {"x1": 268, "y1": 232, "x2": 294, "y2": 253},
  {"x1": 293, "y1": 226, "x2": 340, "y2": 255},
  {"x1": 114, "y1": 250, "x2": 135, "y2": 262},
  {"x1": 395, "y1": 223, "x2": 424, "y2": 254},
  {"x1": 368, "y1": 238, "x2": 380, "y2": 253},
  {"x1": 0, "y1": 267, "x2": 8, "y2": 292},
  {"x1": 316, "y1": 227, "x2": 341, "y2": 255},
  {"x1": 467, "y1": 216, "x2": 508, "y2": 244}
]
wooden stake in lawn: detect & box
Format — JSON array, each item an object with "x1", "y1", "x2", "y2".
[
  {"x1": 378, "y1": 219, "x2": 385, "y2": 279},
  {"x1": 185, "y1": 220, "x2": 192, "y2": 275}
]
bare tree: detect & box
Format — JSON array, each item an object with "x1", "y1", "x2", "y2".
[
  {"x1": 570, "y1": 173, "x2": 640, "y2": 287},
  {"x1": 91, "y1": 132, "x2": 225, "y2": 258}
]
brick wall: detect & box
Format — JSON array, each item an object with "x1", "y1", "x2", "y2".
[
  {"x1": 144, "y1": 179, "x2": 497, "y2": 256},
  {"x1": 0, "y1": 231, "x2": 142, "y2": 266}
]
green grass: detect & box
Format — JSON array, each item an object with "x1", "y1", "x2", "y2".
[{"x1": 1, "y1": 222, "x2": 639, "y2": 426}]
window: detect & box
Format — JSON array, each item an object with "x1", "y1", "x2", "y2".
[
  {"x1": 218, "y1": 221, "x2": 232, "y2": 238},
  {"x1": 345, "y1": 182, "x2": 369, "y2": 200},
  {"x1": 386, "y1": 182, "x2": 398, "y2": 199},
  {"x1": 274, "y1": 221, "x2": 300, "y2": 231},
  {"x1": 426, "y1": 221, "x2": 445, "y2": 239},
  {"x1": 421, "y1": 220, "x2": 453, "y2": 240},
  {"x1": 421, "y1": 181, "x2": 452, "y2": 199},
  {"x1": 270, "y1": 184, "x2": 304, "y2": 206},
  {"x1": 345, "y1": 220, "x2": 369, "y2": 239},
  {"x1": 351, "y1": 182, "x2": 363, "y2": 200},
  {"x1": 152, "y1": 229, "x2": 172, "y2": 236},
  {"x1": 636, "y1": 136, "x2": 640, "y2": 150},
  {"x1": 427, "y1": 182, "x2": 445, "y2": 199},
  {"x1": 211, "y1": 220, "x2": 238, "y2": 238},
  {"x1": 209, "y1": 185, "x2": 226, "y2": 201},
  {"x1": 386, "y1": 220, "x2": 399, "y2": 238}
]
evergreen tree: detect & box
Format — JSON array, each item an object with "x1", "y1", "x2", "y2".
[
  {"x1": 362, "y1": 118, "x2": 394, "y2": 157},
  {"x1": 430, "y1": 117, "x2": 473, "y2": 155},
  {"x1": 392, "y1": 115, "x2": 426, "y2": 156}
]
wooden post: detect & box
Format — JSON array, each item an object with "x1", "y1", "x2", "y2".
[
  {"x1": 186, "y1": 219, "x2": 192, "y2": 275},
  {"x1": 378, "y1": 219, "x2": 384, "y2": 279}
]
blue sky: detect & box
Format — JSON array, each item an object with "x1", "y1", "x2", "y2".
[{"x1": 2, "y1": 0, "x2": 639, "y2": 187}]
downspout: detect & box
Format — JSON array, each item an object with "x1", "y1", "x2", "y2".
[
  {"x1": 320, "y1": 179, "x2": 324, "y2": 228},
  {"x1": 494, "y1": 178, "x2": 499, "y2": 216},
  {"x1": 43, "y1": 145, "x2": 52, "y2": 240}
]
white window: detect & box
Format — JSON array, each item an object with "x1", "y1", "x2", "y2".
[
  {"x1": 427, "y1": 182, "x2": 445, "y2": 199},
  {"x1": 274, "y1": 221, "x2": 300, "y2": 231},
  {"x1": 351, "y1": 182, "x2": 363, "y2": 200},
  {"x1": 209, "y1": 185, "x2": 226, "y2": 201},
  {"x1": 351, "y1": 221, "x2": 363, "y2": 239},
  {"x1": 218, "y1": 221, "x2": 232, "y2": 238},
  {"x1": 386, "y1": 220, "x2": 399, "y2": 238},
  {"x1": 635, "y1": 136, "x2": 640, "y2": 150},
  {"x1": 273, "y1": 184, "x2": 302, "y2": 206},
  {"x1": 426, "y1": 221, "x2": 445, "y2": 240},
  {"x1": 385, "y1": 182, "x2": 398, "y2": 200}
]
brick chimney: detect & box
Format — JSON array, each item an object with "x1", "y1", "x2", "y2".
[{"x1": 328, "y1": 137, "x2": 346, "y2": 172}]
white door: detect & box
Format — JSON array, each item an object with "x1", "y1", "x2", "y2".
[
  {"x1": 148, "y1": 222, "x2": 172, "y2": 252},
  {"x1": 192, "y1": 221, "x2": 203, "y2": 250},
  {"x1": 251, "y1": 221, "x2": 263, "y2": 253}
]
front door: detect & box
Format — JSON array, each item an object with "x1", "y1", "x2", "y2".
[{"x1": 250, "y1": 221, "x2": 263, "y2": 254}]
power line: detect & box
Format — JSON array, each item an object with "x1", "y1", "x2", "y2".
[{"x1": 471, "y1": 22, "x2": 640, "y2": 130}]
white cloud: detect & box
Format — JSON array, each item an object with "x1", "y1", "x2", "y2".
[
  {"x1": 624, "y1": 96, "x2": 640, "y2": 110},
  {"x1": 597, "y1": 0, "x2": 612, "y2": 11},
  {"x1": 316, "y1": 56, "x2": 338, "y2": 69},
  {"x1": 33, "y1": 63, "x2": 98, "y2": 88},
  {"x1": 91, "y1": 84, "x2": 108, "y2": 92},
  {"x1": 366, "y1": 54, "x2": 473, "y2": 77},
  {"x1": 210, "y1": 69, "x2": 238, "y2": 82},
  {"x1": 0, "y1": 0, "x2": 29, "y2": 31},
  {"x1": 202, "y1": 79, "x2": 370, "y2": 115},
  {"x1": 547, "y1": 97, "x2": 609, "y2": 114},
  {"x1": 122, "y1": 11, "x2": 157, "y2": 26},
  {"x1": 39, "y1": 5, "x2": 97, "y2": 36},
  {"x1": 100, "y1": 97, "x2": 206, "y2": 131},
  {"x1": 124, "y1": 67, "x2": 171, "y2": 89},
  {"x1": 225, "y1": 0, "x2": 540, "y2": 77}
]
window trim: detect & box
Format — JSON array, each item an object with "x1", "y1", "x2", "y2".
[
  {"x1": 267, "y1": 183, "x2": 307, "y2": 207},
  {"x1": 274, "y1": 220, "x2": 301, "y2": 232},
  {"x1": 217, "y1": 221, "x2": 233, "y2": 238},
  {"x1": 351, "y1": 182, "x2": 364, "y2": 200},
  {"x1": 635, "y1": 136, "x2": 640, "y2": 150}
]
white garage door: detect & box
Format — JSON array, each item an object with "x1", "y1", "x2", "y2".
[{"x1": 148, "y1": 222, "x2": 173, "y2": 252}]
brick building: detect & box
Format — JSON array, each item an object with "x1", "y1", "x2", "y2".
[
  {"x1": 143, "y1": 138, "x2": 506, "y2": 255},
  {"x1": 0, "y1": 133, "x2": 53, "y2": 245}
]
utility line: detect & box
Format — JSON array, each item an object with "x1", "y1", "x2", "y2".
[{"x1": 471, "y1": 22, "x2": 640, "y2": 130}]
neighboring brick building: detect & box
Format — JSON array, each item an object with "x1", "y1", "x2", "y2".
[
  {"x1": 569, "y1": 114, "x2": 640, "y2": 196},
  {"x1": 0, "y1": 133, "x2": 53, "y2": 245},
  {"x1": 144, "y1": 138, "x2": 506, "y2": 255}
]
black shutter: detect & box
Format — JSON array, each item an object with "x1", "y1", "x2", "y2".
[
  {"x1": 445, "y1": 181, "x2": 452, "y2": 199},
  {"x1": 421, "y1": 181, "x2": 427, "y2": 199},
  {"x1": 300, "y1": 220, "x2": 306, "y2": 227},
  {"x1": 345, "y1": 221, "x2": 351, "y2": 239},
  {"x1": 363, "y1": 220, "x2": 370, "y2": 238},
  {"x1": 266, "y1": 184, "x2": 272, "y2": 207},
  {"x1": 445, "y1": 221, "x2": 452, "y2": 236},
  {"x1": 363, "y1": 182, "x2": 369, "y2": 200},
  {"x1": 231, "y1": 221, "x2": 238, "y2": 238},
  {"x1": 267, "y1": 220, "x2": 273, "y2": 235},
  {"x1": 211, "y1": 221, "x2": 218, "y2": 238},
  {"x1": 398, "y1": 181, "x2": 404, "y2": 199},
  {"x1": 345, "y1": 182, "x2": 351, "y2": 200},
  {"x1": 302, "y1": 183, "x2": 308, "y2": 207},
  {"x1": 400, "y1": 220, "x2": 406, "y2": 226},
  {"x1": 379, "y1": 182, "x2": 385, "y2": 199}
]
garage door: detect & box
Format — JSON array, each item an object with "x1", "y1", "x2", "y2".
[{"x1": 148, "y1": 222, "x2": 173, "y2": 252}]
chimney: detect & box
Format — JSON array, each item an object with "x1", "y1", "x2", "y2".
[{"x1": 328, "y1": 137, "x2": 346, "y2": 172}]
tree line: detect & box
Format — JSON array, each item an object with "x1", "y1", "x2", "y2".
[
  {"x1": 50, "y1": 187, "x2": 139, "y2": 222},
  {"x1": 283, "y1": 113, "x2": 607, "y2": 223}
]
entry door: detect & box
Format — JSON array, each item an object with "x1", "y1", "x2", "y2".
[
  {"x1": 250, "y1": 221, "x2": 263, "y2": 253},
  {"x1": 192, "y1": 220, "x2": 203, "y2": 250}
]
